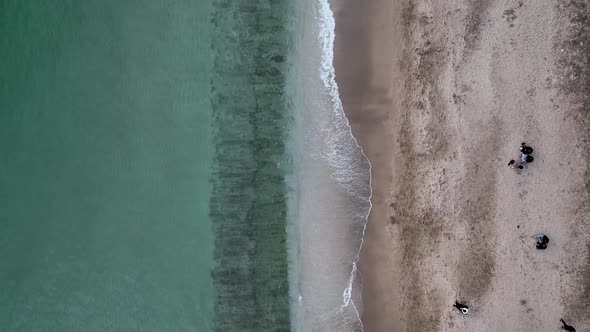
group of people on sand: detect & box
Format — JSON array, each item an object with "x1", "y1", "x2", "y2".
[
  {"x1": 451, "y1": 143, "x2": 577, "y2": 331},
  {"x1": 508, "y1": 142, "x2": 534, "y2": 170}
]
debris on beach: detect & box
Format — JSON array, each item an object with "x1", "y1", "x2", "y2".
[{"x1": 453, "y1": 301, "x2": 469, "y2": 315}]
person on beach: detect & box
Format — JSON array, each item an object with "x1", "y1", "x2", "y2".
[
  {"x1": 560, "y1": 319, "x2": 576, "y2": 332},
  {"x1": 508, "y1": 159, "x2": 526, "y2": 170},
  {"x1": 520, "y1": 142, "x2": 534, "y2": 155},
  {"x1": 521, "y1": 153, "x2": 534, "y2": 164},
  {"x1": 520, "y1": 143, "x2": 534, "y2": 164},
  {"x1": 534, "y1": 234, "x2": 550, "y2": 250},
  {"x1": 453, "y1": 301, "x2": 469, "y2": 315},
  {"x1": 509, "y1": 142, "x2": 534, "y2": 171}
]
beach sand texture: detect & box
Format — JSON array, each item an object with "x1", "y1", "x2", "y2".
[{"x1": 332, "y1": 0, "x2": 590, "y2": 331}]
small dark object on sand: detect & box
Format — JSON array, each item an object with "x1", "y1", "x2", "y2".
[
  {"x1": 453, "y1": 301, "x2": 469, "y2": 315},
  {"x1": 560, "y1": 319, "x2": 576, "y2": 332},
  {"x1": 508, "y1": 159, "x2": 515, "y2": 166},
  {"x1": 517, "y1": 164, "x2": 525, "y2": 170},
  {"x1": 525, "y1": 155, "x2": 534, "y2": 163}
]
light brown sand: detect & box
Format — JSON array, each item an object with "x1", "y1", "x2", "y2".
[{"x1": 332, "y1": 0, "x2": 590, "y2": 331}]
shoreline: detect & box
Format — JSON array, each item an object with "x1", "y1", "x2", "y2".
[
  {"x1": 289, "y1": 0, "x2": 373, "y2": 329},
  {"x1": 331, "y1": 0, "x2": 403, "y2": 330},
  {"x1": 332, "y1": 0, "x2": 590, "y2": 331}
]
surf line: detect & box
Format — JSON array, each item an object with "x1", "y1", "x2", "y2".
[{"x1": 317, "y1": 0, "x2": 374, "y2": 329}]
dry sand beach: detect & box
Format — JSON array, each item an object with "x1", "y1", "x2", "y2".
[{"x1": 332, "y1": 0, "x2": 590, "y2": 331}]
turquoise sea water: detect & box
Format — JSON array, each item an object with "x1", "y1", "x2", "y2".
[
  {"x1": 0, "y1": 0, "x2": 297, "y2": 331},
  {"x1": 1, "y1": 0, "x2": 370, "y2": 331},
  {"x1": 0, "y1": 1, "x2": 216, "y2": 331}
]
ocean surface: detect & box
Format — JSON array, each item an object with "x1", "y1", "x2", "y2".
[
  {"x1": 0, "y1": 1, "x2": 215, "y2": 330},
  {"x1": 0, "y1": 0, "x2": 371, "y2": 331}
]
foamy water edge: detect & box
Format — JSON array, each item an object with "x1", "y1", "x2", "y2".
[{"x1": 317, "y1": 0, "x2": 373, "y2": 330}]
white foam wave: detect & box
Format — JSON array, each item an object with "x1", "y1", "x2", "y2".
[{"x1": 316, "y1": 0, "x2": 374, "y2": 330}]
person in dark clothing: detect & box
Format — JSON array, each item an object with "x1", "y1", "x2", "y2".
[
  {"x1": 536, "y1": 242, "x2": 547, "y2": 250},
  {"x1": 520, "y1": 151, "x2": 534, "y2": 163},
  {"x1": 534, "y1": 234, "x2": 550, "y2": 250},
  {"x1": 508, "y1": 159, "x2": 526, "y2": 170},
  {"x1": 520, "y1": 142, "x2": 534, "y2": 155},
  {"x1": 560, "y1": 319, "x2": 576, "y2": 332},
  {"x1": 453, "y1": 301, "x2": 469, "y2": 315}
]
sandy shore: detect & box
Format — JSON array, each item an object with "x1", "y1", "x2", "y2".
[{"x1": 332, "y1": 0, "x2": 590, "y2": 331}]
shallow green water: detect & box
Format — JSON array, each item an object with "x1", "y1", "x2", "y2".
[
  {"x1": 0, "y1": 1, "x2": 215, "y2": 331},
  {"x1": 209, "y1": 1, "x2": 293, "y2": 331}
]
